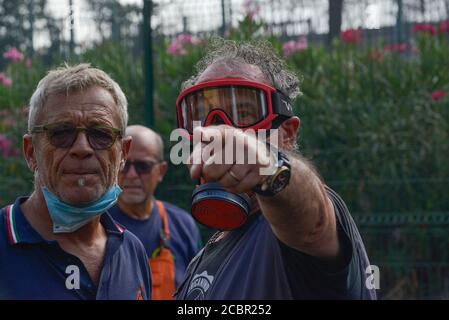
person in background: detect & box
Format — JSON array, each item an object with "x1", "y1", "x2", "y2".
[{"x1": 110, "y1": 125, "x2": 202, "y2": 300}]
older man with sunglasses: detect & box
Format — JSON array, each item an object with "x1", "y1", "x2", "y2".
[
  {"x1": 0, "y1": 64, "x2": 151, "y2": 299},
  {"x1": 109, "y1": 125, "x2": 202, "y2": 300}
]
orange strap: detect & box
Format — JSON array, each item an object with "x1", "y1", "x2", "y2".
[
  {"x1": 156, "y1": 200, "x2": 170, "y2": 243},
  {"x1": 151, "y1": 200, "x2": 176, "y2": 300}
]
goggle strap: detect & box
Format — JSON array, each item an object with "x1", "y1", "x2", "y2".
[
  {"x1": 271, "y1": 114, "x2": 290, "y2": 130},
  {"x1": 272, "y1": 91, "x2": 294, "y2": 117}
]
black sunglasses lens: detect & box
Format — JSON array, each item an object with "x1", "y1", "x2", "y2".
[
  {"x1": 87, "y1": 127, "x2": 115, "y2": 149},
  {"x1": 134, "y1": 161, "x2": 152, "y2": 174},
  {"x1": 122, "y1": 161, "x2": 154, "y2": 174},
  {"x1": 47, "y1": 125, "x2": 77, "y2": 148}
]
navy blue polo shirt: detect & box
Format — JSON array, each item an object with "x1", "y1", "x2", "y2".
[
  {"x1": 0, "y1": 197, "x2": 152, "y2": 300},
  {"x1": 109, "y1": 201, "x2": 202, "y2": 287}
]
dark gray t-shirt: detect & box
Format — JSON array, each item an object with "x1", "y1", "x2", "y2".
[{"x1": 175, "y1": 187, "x2": 377, "y2": 300}]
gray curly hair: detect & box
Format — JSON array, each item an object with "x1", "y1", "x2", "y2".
[{"x1": 182, "y1": 37, "x2": 302, "y2": 101}]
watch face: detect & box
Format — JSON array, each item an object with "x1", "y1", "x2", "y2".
[{"x1": 270, "y1": 166, "x2": 291, "y2": 193}]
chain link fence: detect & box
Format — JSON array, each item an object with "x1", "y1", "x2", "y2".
[{"x1": 22, "y1": 0, "x2": 449, "y2": 58}]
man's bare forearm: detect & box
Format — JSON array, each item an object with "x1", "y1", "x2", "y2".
[{"x1": 257, "y1": 153, "x2": 339, "y2": 258}]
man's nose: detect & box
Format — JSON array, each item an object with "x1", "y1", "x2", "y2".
[
  {"x1": 69, "y1": 131, "x2": 94, "y2": 158},
  {"x1": 210, "y1": 115, "x2": 226, "y2": 125}
]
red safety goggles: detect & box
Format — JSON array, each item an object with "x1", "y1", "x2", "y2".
[{"x1": 176, "y1": 78, "x2": 294, "y2": 138}]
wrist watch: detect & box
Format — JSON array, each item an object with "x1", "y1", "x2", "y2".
[{"x1": 253, "y1": 145, "x2": 291, "y2": 197}]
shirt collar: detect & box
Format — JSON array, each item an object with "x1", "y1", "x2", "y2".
[
  {"x1": 6, "y1": 197, "x2": 44, "y2": 245},
  {"x1": 6, "y1": 197, "x2": 125, "y2": 246},
  {"x1": 101, "y1": 211, "x2": 126, "y2": 235}
]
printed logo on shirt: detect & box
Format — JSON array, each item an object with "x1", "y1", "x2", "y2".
[{"x1": 186, "y1": 271, "x2": 214, "y2": 300}]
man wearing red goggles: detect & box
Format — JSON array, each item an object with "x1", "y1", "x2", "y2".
[{"x1": 174, "y1": 39, "x2": 376, "y2": 300}]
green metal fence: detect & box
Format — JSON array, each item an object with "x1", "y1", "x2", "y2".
[{"x1": 354, "y1": 212, "x2": 449, "y2": 299}]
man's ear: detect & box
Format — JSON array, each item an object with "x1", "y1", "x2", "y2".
[
  {"x1": 121, "y1": 135, "x2": 132, "y2": 163},
  {"x1": 279, "y1": 116, "x2": 300, "y2": 150},
  {"x1": 157, "y1": 161, "x2": 168, "y2": 183},
  {"x1": 23, "y1": 134, "x2": 36, "y2": 172}
]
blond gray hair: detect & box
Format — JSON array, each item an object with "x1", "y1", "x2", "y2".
[{"x1": 28, "y1": 63, "x2": 128, "y2": 131}]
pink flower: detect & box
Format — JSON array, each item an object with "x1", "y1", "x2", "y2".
[
  {"x1": 26, "y1": 58, "x2": 32, "y2": 68},
  {"x1": 431, "y1": 90, "x2": 448, "y2": 102},
  {"x1": 413, "y1": 24, "x2": 437, "y2": 36},
  {"x1": 0, "y1": 72, "x2": 13, "y2": 87},
  {"x1": 167, "y1": 41, "x2": 187, "y2": 56},
  {"x1": 176, "y1": 34, "x2": 193, "y2": 45},
  {"x1": 341, "y1": 29, "x2": 363, "y2": 44},
  {"x1": 440, "y1": 20, "x2": 449, "y2": 34},
  {"x1": 384, "y1": 43, "x2": 408, "y2": 53},
  {"x1": 3, "y1": 47, "x2": 24, "y2": 62},
  {"x1": 2, "y1": 77, "x2": 12, "y2": 87},
  {"x1": 283, "y1": 36, "x2": 308, "y2": 57},
  {"x1": 295, "y1": 36, "x2": 308, "y2": 50},
  {"x1": 0, "y1": 134, "x2": 19, "y2": 158},
  {"x1": 243, "y1": 0, "x2": 260, "y2": 20},
  {"x1": 283, "y1": 41, "x2": 296, "y2": 57},
  {"x1": 167, "y1": 33, "x2": 196, "y2": 56}
]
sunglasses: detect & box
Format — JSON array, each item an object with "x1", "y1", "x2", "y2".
[
  {"x1": 122, "y1": 160, "x2": 160, "y2": 175},
  {"x1": 31, "y1": 122, "x2": 123, "y2": 150}
]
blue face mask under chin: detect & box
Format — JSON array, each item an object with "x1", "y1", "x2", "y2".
[{"x1": 42, "y1": 185, "x2": 122, "y2": 234}]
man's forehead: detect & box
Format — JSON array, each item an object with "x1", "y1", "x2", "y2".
[
  {"x1": 127, "y1": 131, "x2": 161, "y2": 158},
  {"x1": 46, "y1": 87, "x2": 115, "y2": 107},
  {"x1": 126, "y1": 127, "x2": 158, "y2": 144},
  {"x1": 197, "y1": 61, "x2": 272, "y2": 86},
  {"x1": 128, "y1": 143, "x2": 160, "y2": 162},
  {"x1": 40, "y1": 87, "x2": 120, "y2": 122}
]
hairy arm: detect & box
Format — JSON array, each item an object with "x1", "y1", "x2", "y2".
[{"x1": 257, "y1": 153, "x2": 341, "y2": 260}]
